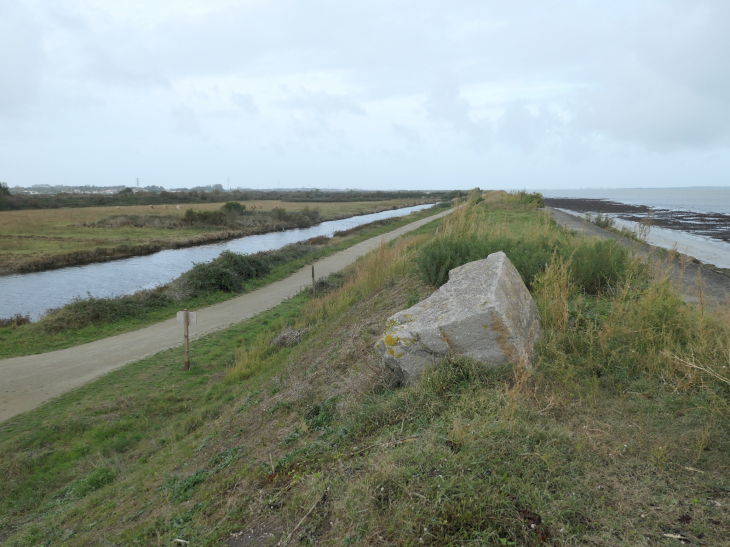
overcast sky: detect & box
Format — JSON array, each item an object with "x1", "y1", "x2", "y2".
[{"x1": 2, "y1": 0, "x2": 730, "y2": 190}]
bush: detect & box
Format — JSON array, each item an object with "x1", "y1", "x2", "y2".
[
  {"x1": 185, "y1": 251, "x2": 271, "y2": 294},
  {"x1": 585, "y1": 212, "x2": 615, "y2": 230},
  {"x1": 418, "y1": 234, "x2": 631, "y2": 295},
  {"x1": 569, "y1": 239, "x2": 629, "y2": 294},
  {"x1": 417, "y1": 235, "x2": 564, "y2": 288},
  {"x1": 182, "y1": 208, "x2": 228, "y2": 227},
  {"x1": 221, "y1": 201, "x2": 246, "y2": 213},
  {"x1": 40, "y1": 291, "x2": 173, "y2": 333},
  {"x1": 0, "y1": 313, "x2": 31, "y2": 328}
]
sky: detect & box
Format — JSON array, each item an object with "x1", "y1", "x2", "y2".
[{"x1": 2, "y1": 0, "x2": 730, "y2": 191}]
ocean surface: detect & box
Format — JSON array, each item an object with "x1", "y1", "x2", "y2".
[
  {"x1": 541, "y1": 187, "x2": 730, "y2": 214},
  {"x1": 540, "y1": 187, "x2": 730, "y2": 269}
]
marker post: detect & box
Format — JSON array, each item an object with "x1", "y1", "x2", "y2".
[{"x1": 177, "y1": 309, "x2": 197, "y2": 371}]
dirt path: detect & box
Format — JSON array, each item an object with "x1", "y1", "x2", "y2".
[
  {"x1": 550, "y1": 208, "x2": 730, "y2": 307},
  {"x1": 0, "y1": 209, "x2": 452, "y2": 423}
]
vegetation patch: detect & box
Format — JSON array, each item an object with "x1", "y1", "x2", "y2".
[
  {"x1": 0, "y1": 204, "x2": 446, "y2": 358},
  {"x1": 1, "y1": 192, "x2": 728, "y2": 545}
]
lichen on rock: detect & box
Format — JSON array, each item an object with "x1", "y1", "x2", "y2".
[{"x1": 375, "y1": 251, "x2": 541, "y2": 385}]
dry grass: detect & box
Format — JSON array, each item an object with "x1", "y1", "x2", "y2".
[
  {"x1": 0, "y1": 198, "x2": 429, "y2": 271},
  {"x1": 2, "y1": 194, "x2": 729, "y2": 546}
]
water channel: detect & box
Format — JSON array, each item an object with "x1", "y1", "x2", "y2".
[{"x1": 1, "y1": 204, "x2": 434, "y2": 321}]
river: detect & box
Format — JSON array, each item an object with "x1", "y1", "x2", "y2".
[{"x1": 0, "y1": 204, "x2": 434, "y2": 321}]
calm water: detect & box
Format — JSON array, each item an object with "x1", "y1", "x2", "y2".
[
  {"x1": 541, "y1": 186, "x2": 730, "y2": 214},
  {"x1": 541, "y1": 187, "x2": 730, "y2": 269},
  {"x1": 0, "y1": 204, "x2": 433, "y2": 321}
]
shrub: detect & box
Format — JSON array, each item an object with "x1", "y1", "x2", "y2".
[
  {"x1": 585, "y1": 212, "x2": 615, "y2": 230},
  {"x1": 0, "y1": 313, "x2": 31, "y2": 328},
  {"x1": 569, "y1": 239, "x2": 630, "y2": 294},
  {"x1": 182, "y1": 208, "x2": 227, "y2": 227},
  {"x1": 185, "y1": 251, "x2": 271, "y2": 294},
  {"x1": 221, "y1": 201, "x2": 246, "y2": 213},
  {"x1": 418, "y1": 234, "x2": 630, "y2": 295},
  {"x1": 40, "y1": 291, "x2": 172, "y2": 333},
  {"x1": 417, "y1": 235, "x2": 564, "y2": 288}
]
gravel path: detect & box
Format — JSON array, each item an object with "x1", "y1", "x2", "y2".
[
  {"x1": 0, "y1": 209, "x2": 452, "y2": 423},
  {"x1": 550, "y1": 208, "x2": 730, "y2": 307}
]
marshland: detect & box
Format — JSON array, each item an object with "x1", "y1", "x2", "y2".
[
  {"x1": 0, "y1": 196, "x2": 438, "y2": 274},
  {"x1": 1, "y1": 191, "x2": 728, "y2": 545},
  {"x1": 0, "y1": 203, "x2": 449, "y2": 358}
]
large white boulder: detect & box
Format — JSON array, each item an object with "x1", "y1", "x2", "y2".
[{"x1": 375, "y1": 251, "x2": 541, "y2": 385}]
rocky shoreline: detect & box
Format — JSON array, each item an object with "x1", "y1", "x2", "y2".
[{"x1": 544, "y1": 197, "x2": 730, "y2": 244}]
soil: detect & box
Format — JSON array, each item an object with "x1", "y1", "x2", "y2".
[{"x1": 545, "y1": 197, "x2": 730, "y2": 243}]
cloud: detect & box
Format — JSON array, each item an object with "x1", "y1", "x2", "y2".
[
  {"x1": 392, "y1": 124, "x2": 422, "y2": 144},
  {"x1": 424, "y1": 76, "x2": 492, "y2": 149},
  {"x1": 231, "y1": 92, "x2": 258, "y2": 114},
  {"x1": 279, "y1": 88, "x2": 365, "y2": 117},
  {"x1": 497, "y1": 101, "x2": 555, "y2": 153},
  {"x1": 171, "y1": 105, "x2": 203, "y2": 136},
  {"x1": 4, "y1": 0, "x2": 730, "y2": 190},
  {"x1": 0, "y1": 1, "x2": 44, "y2": 117}
]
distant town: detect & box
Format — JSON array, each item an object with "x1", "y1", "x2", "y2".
[{"x1": 8, "y1": 184, "x2": 443, "y2": 196}]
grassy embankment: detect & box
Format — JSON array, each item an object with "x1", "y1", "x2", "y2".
[
  {"x1": 0, "y1": 204, "x2": 448, "y2": 359},
  {"x1": 0, "y1": 198, "x2": 431, "y2": 273},
  {"x1": 2, "y1": 193, "x2": 729, "y2": 546}
]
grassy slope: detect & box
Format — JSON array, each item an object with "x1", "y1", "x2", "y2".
[
  {"x1": 0, "y1": 206, "x2": 444, "y2": 359},
  {"x1": 0, "y1": 198, "x2": 428, "y2": 271},
  {"x1": 1, "y1": 198, "x2": 729, "y2": 546}
]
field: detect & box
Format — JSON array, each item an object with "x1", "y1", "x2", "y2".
[
  {"x1": 0, "y1": 205, "x2": 448, "y2": 359},
  {"x1": 0, "y1": 198, "x2": 430, "y2": 273},
  {"x1": 1, "y1": 193, "x2": 728, "y2": 546}
]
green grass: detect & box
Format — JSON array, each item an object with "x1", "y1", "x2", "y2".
[
  {"x1": 0, "y1": 197, "x2": 435, "y2": 273},
  {"x1": 1, "y1": 194, "x2": 728, "y2": 546},
  {"x1": 0, "y1": 206, "x2": 446, "y2": 359}
]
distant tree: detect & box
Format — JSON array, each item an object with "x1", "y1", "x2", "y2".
[
  {"x1": 118, "y1": 187, "x2": 134, "y2": 195},
  {"x1": 0, "y1": 182, "x2": 10, "y2": 199}
]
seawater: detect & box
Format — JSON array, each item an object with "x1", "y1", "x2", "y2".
[
  {"x1": 555, "y1": 209, "x2": 730, "y2": 270},
  {"x1": 540, "y1": 186, "x2": 730, "y2": 269},
  {"x1": 0, "y1": 204, "x2": 433, "y2": 321},
  {"x1": 541, "y1": 186, "x2": 730, "y2": 214}
]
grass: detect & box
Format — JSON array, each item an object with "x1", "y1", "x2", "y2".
[
  {"x1": 1, "y1": 193, "x2": 729, "y2": 545},
  {"x1": 0, "y1": 205, "x2": 446, "y2": 359},
  {"x1": 0, "y1": 198, "x2": 432, "y2": 272}
]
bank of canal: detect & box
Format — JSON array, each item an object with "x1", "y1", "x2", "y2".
[{"x1": 1, "y1": 204, "x2": 433, "y2": 321}]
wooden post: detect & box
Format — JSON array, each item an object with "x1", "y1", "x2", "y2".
[
  {"x1": 311, "y1": 265, "x2": 315, "y2": 297},
  {"x1": 183, "y1": 309, "x2": 190, "y2": 371}
]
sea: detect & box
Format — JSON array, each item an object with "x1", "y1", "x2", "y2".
[
  {"x1": 540, "y1": 187, "x2": 730, "y2": 214},
  {"x1": 539, "y1": 187, "x2": 730, "y2": 269}
]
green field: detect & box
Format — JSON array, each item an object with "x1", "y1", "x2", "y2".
[
  {"x1": 1, "y1": 193, "x2": 728, "y2": 546},
  {"x1": 0, "y1": 198, "x2": 431, "y2": 273},
  {"x1": 0, "y1": 205, "x2": 448, "y2": 359}
]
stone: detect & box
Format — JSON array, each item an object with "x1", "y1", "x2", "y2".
[{"x1": 375, "y1": 251, "x2": 541, "y2": 385}]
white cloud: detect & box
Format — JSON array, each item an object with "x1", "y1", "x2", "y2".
[{"x1": 2, "y1": 0, "x2": 730, "y2": 189}]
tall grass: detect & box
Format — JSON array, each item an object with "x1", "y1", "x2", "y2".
[
  {"x1": 226, "y1": 234, "x2": 430, "y2": 383},
  {"x1": 418, "y1": 194, "x2": 630, "y2": 294},
  {"x1": 534, "y1": 253, "x2": 730, "y2": 394}
]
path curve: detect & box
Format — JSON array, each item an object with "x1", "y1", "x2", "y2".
[{"x1": 0, "y1": 209, "x2": 453, "y2": 422}]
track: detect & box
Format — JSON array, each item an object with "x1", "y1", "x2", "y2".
[{"x1": 0, "y1": 209, "x2": 452, "y2": 423}]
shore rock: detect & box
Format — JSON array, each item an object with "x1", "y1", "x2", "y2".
[{"x1": 375, "y1": 251, "x2": 541, "y2": 385}]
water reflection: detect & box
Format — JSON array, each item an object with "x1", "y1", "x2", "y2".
[{"x1": 1, "y1": 204, "x2": 433, "y2": 321}]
